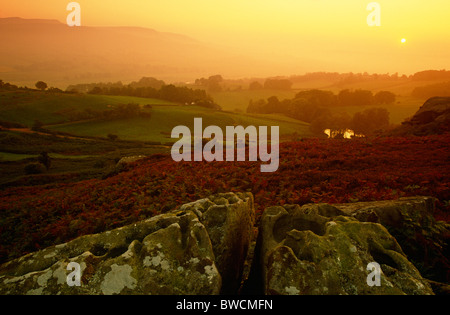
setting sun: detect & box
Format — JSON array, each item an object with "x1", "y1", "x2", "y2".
[{"x1": 401, "y1": 38, "x2": 407, "y2": 43}]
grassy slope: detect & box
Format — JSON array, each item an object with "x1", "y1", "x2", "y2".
[
  {"x1": 0, "y1": 90, "x2": 312, "y2": 143},
  {"x1": 48, "y1": 105, "x2": 312, "y2": 142},
  {"x1": 0, "y1": 130, "x2": 170, "y2": 186},
  {"x1": 0, "y1": 90, "x2": 176, "y2": 126}
]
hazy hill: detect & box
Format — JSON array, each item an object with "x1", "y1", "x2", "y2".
[
  {"x1": 0, "y1": 17, "x2": 258, "y2": 87},
  {"x1": 393, "y1": 97, "x2": 450, "y2": 136}
]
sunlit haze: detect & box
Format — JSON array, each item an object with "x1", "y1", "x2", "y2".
[{"x1": 1, "y1": 0, "x2": 449, "y2": 77}]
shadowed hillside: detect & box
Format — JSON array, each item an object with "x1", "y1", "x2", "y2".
[{"x1": 392, "y1": 97, "x2": 450, "y2": 136}]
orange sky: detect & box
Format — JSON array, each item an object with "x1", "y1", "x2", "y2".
[{"x1": 1, "y1": 0, "x2": 449, "y2": 76}]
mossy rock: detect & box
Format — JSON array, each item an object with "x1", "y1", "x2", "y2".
[{"x1": 260, "y1": 203, "x2": 434, "y2": 295}]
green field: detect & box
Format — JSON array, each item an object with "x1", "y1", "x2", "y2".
[
  {"x1": 0, "y1": 90, "x2": 177, "y2": 126},
  {"x1": 0, "y1": 129, "x2": 171, "y2": 186},
  {"x1": 0, "y1": 90, "x2": 312, "y2": 144},
  {"x1": 48, "y1": 105, "x2": 312, "y2": 143}
]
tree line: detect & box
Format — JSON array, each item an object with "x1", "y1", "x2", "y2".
[
  {"x1": 68, "y1": 77, "x2": 221, "y2": 110},
  {"x1": 248, "y1": 79, "x2": 293, "y2": 90},
  {"x1": 1, "y1": 77, "x2": 221, "y2": 110},
  {"x1": 247, "y1": 89, "x2": 392, "y2": 137},
  {"x1": 248, "y1": 89, "x2": 395, "y2": 115},
  {"x1": 0, "y1": 79, "x2": 63, "y2": 93},
  {"x1": 68, "y1": 103, "x2": 152, "y2": 122}
]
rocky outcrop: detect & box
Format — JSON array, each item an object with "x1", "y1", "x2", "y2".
[
  {"x1": 0, "y1": 192, "x2": 255, "y2": 295},
  {"x1": 0, "y1": 193, "x2": 446, "y2": 295},
  {"x1": 395, "y1": 97, "x2": 450, "y2": 135},
  {"x1": 334, "y1": 196, "x2": 450, "y2": 284},
  {"x1": 116, "y1": 156, "x2": 147, "y2": 169},
  {"x1": 258, "y1": 203, "x2": 434, "y2": 295}
]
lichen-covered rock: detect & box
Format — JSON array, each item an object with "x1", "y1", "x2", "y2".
[
  {"x1": 333, "y1": 196, "x2": 436, "y2": 228},
  {"x1": 0, "y1": 210, "x2": 221, "y2": 295},
  {"x1": 259, "y1": 203, "x2": 434, "y2": 295},
  {"x1": 179, "y1": 192, "x2": 256, "y2": 294},
  {"x1": 0, "y1": 192, "x2": 255, "y2": 295},
  {"x1": 333, "y1": 196, "x2": 450, "y2": 284},
  {"x1": 1, "y1": 193, "x2": 440, "y2": 295}
]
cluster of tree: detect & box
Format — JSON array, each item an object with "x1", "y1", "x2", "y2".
[
  {"x1": 309, "y1": 107, "x2": 390, "y2": 137},
  {"x1": 35, "y1": 81, "x2": 48, "y2": 91},
  {"x1": 0, "y1": 79, "x2": 67, "y2": 94},
  {"x1": 248, "y1": 95, "x2": 332, "y2": 124},
  {"x1": 247, "y1": 89, "x2": 395, "y2": 116},
  {"x1": 338, "y1": 89, "x2": 396, "y2": 106},
  {"x1": 411, "y1": 82, "x2": 450, "y2": 99},
  {"x1": 411, "y1": 70, "x2": 450, "y2": 81},
  {"x1": 34, "y1": 81, "x2": 66, "y2": 93},
  {"x1": 248, "y1": 78, "x2": 293, "y2": 90},
  {"x1": 206, "y1": 70, "x2": 450, "y2": 93},
  {"x1": 0, "y1": 79, "x2": 19, "y2": 91},
  {"x1": 69, "y1": 103, "x2": 151, "y2": 122},
  {"x1": 195, "y1": 75, "x2": 223, "y2": 92},
  {"x1": 67, "y1": 81, "x2": 124, "y2": 94},
  {"x1": 288, "y1": 72, "x2": 408, "y2": 85},
  {"x1": 247, "y1": 91, "x2": 391, "y2": 137},
  {"x1": 66, "y1": 77, "x2": 165, "y2": 94},
  {"x1": 264, "y1": 79, "x2": 293, "y2": 90},
  {"x1": 67, "y1": 77, "x2": 221, "y2": 110},
  {"x1": 129, "y1": 77, "x2": 165, "y2": 89},
  {"x1": 246, "y1": 69, "x2": 450, "y2": 90}
]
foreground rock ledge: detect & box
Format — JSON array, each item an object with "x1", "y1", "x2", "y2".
[
  {"x1": 0, "y1": 194, "x2": 444, "y2": 295},
  {"x1": 259, "y1": 202, "x2": 435, "y2": 295},
  {"x1": 0, "y1": 192, "x2": 255, "y2": 295}
]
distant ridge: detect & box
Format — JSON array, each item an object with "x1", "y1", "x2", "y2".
[
  {"x1": 0, "y1": 17, "x2": 257, "y2": 87},
  {"x1": 0, "y1": 17, "x2": 62, "y2": 24}
]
